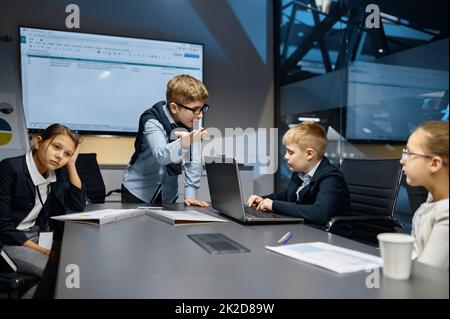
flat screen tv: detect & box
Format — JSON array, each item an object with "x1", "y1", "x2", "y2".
[
  {"x1": 346, "y1": 62, "x2": 448, "y2": 143},
  {"x1": 19, "y1": 27, "x2": 203, "y2": 134}
]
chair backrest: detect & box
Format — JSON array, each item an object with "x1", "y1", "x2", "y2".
[
  {"x1": 75, "y1": 153, "x2": 106, "y2": 204},
  {"x1": 340, "y1": 159, "x2": 403, "y2": 219},
  {"x1": 336, "y1": 159, "x2": 403, "y2": 244}
]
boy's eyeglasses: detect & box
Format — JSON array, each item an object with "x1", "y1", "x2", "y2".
[
  {"x1": 175, "y1": 103, "x2": 210, "y2": 115},
  {"x1": 401, "y1": 148, "x2": 434, "y2": 161}
]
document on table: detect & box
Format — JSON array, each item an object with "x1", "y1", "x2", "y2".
[
  {"x1": 266, "y1": 242, "x2": 382, "y2": 273},
  {"x1": 51, "y1": 209, "x2": 146, "y2": 225},
  {"x1": 146, "y1": 209, "x2": 228, "y2": 226}
]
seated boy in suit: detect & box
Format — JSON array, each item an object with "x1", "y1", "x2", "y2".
[{"x1": 247, "y1": 122, "x2": 350, "y2": 226}]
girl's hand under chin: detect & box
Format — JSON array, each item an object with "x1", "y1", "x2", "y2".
[{"x1": 67, "y1": 145, "x2": 80, "y2": 167}]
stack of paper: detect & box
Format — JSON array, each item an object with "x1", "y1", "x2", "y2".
[
  {"x1": 146, "y1": 209, "x2": 228, "y2": 226},
  {"x1": 266, "y1": 242, "x2": 382, "y2": 273},
  {"x1": 51, "y1": 209, "x2": 146, "y2": 225}
]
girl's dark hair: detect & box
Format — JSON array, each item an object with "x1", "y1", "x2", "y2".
[{"x1": 32, "y1": 123, "x2": 80, "y2": 152}]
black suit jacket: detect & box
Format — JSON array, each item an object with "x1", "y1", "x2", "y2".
[
  {"x1": 266, "y1": 157, "x2": 350, "y2": 225},
  {"x1": 0, "y1": 155, "x2": 87, "y2": 246}
]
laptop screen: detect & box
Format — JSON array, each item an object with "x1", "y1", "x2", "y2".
[{"x1": 205, "y1": 158, "x2": 246, "y2": 221}]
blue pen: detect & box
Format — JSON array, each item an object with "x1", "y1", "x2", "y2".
[{"x1": 278, "y1": 232, "x2": 293, "y2": 245}]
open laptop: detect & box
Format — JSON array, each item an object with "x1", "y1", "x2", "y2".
[{"x1": 204, "y1": 156, "x2": 303, "y2": 224}]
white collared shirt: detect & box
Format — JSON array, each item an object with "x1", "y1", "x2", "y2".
[
  {"x1": 296, "y1": 159, "x2": 322, "y2": 201},
  {"x1": 17, "y1": 152, "x2": 57, "y2": 230}
]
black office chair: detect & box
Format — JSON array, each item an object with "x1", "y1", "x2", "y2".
[
  {"x1": 75, "y1": 153, "x2": 107, "y2": 204},
  {"x1": 325, "y1": 159, "x2": 404, "y2": 245},
  {"x1": 75, "y1": 153, "x2": 123, "y2": 204}
]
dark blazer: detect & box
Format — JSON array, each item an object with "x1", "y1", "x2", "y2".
[
  {"x1": 0, "y1": 155, "x2": 87, "y2": 246},
  {"x1": 266, "y1": 157, "x2": 350, "y2": 226}
]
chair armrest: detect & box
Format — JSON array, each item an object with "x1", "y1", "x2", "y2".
[{"x1": 325, "y1": 215, "x2": 403, "y2": 232}]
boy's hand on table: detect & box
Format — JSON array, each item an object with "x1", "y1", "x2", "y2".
[{"x1": 184, "y1": 198, "x2": 210, "y2": 208}]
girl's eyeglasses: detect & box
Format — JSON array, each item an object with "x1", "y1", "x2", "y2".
[{"x1": 401, "y1": 148, "x2": 434, "y2": 161}]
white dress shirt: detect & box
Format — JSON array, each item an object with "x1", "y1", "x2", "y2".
[{"x1": 17, "y1": 151, "x2": 56, "y2": 230}]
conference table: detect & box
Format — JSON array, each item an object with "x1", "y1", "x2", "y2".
[{"x1": 55, "y1": 203, "x2": 449, "y2": 299}]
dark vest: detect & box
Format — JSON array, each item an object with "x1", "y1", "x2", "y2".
[{"x1": 129, "y1": 101, "x2": 188, "y2": 176}]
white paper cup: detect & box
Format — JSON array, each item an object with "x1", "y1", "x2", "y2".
[{"x1": 377, "y1": 233, "x2": 415, "y2": 280}]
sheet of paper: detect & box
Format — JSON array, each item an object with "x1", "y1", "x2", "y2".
[
  {"x1": 38, "y1": 232, "x2": 53, "y2": 250},
  {"x1": 266, "y1": 242, "x2": 382, "y2": 274}
]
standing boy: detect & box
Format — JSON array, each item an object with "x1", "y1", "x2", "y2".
[{"x1": 122, "y1": 75, "x2": 209, "y2": 207}]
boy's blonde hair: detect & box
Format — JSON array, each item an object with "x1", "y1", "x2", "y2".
[
  {"x1": 417, "y1": 121, "x2": 449, "y2": 168},
  {"x1": 166, "y1": 75, "x2": 208, "y2": 105},
  {"x1": 283, "y1": 122, "x2": 328, "y2": 158}
]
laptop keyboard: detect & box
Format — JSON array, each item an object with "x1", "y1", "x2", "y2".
[{"x1": 244, "y1": 207, "x2": 284, "y2": 219}]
